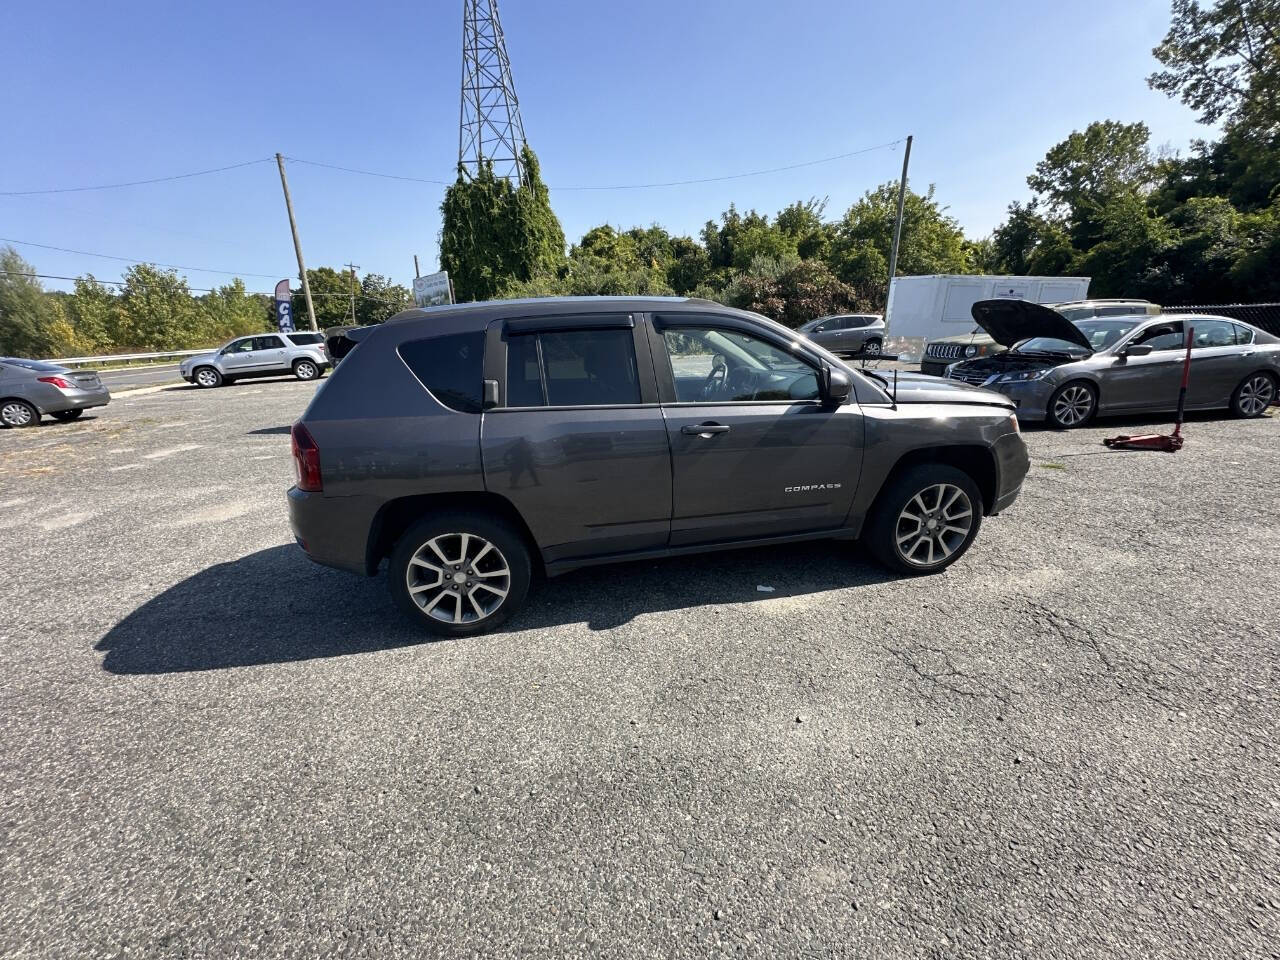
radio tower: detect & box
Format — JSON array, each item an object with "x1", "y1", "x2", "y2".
[{"x1": 459, "y1": 0, "x2": 527, "y2": 185}]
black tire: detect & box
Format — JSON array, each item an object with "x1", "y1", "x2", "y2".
[
  {"x1": 1046, "y1": 380, "x2": 1098, "y2": 429},
  {"x1": 0, "y1": 399, "x2": 40, "y2": 428},
  {"x1": 293, "y1": 359, "x2": 321, "y2": 381},
  {"x1": 51, "y1": 409, "x2": 84, "y2": 422},
  {"x1": 193, "y1": 366, "x2": 223, "y2": 389},
  {"x1": 863, "y1": 464, "x2": 984, "y2": 575},
  {"x1": 862, "y1": 338, "x2": 883, "y2": 356},
  {"x1": 388, "y1": 512, "x2": 532, "y2": 637},
  {"x1": 1229, "y1": 371, "x2": 1276, "y2": 419}
]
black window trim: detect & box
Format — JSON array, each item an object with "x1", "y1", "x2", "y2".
[{"x1": 396, "y1": 330, "x2": 487, "y2": 414}]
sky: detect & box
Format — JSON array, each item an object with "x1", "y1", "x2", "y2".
[{"x1": 0, "y1": 0, "x2": 1209, "y2": 295}]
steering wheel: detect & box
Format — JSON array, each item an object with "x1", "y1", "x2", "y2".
[{"x1": 701, "y1": 355, "x2": 727, "y2": 400}]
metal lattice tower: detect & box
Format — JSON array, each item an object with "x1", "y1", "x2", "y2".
[{"x1": 459, "y1": 0, "x2": 527, "y2": 184}]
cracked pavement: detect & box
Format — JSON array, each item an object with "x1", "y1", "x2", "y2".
[{"x1": 1, "y1": 379, "x2": 1278, "y2": 958}]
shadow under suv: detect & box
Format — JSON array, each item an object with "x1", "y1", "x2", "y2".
[{"x1": 288, "y1": 297, "x2": 1030, "y2": 636}]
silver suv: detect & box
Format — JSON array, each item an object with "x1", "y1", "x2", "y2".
[{"x1": 180, "y1": 332, "x2": 329, "y2": 388}]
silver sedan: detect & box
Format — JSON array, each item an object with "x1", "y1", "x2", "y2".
[
  {"x1": 0, "y1": 357, "x2": 110, "y2": 428},
  {"x1": 945, "y1": 301, "x2": 1280, "y2": 429}
]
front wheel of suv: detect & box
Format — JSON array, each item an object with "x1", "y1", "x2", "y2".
[
  {"x1": 193, "y1": 366, "x2": 223, "y2": 388},
  {"x1": 388, "y1": 512, "x2": 532, "y2": 637},
  {"x1": 863, "y1": 464, "x2": 983, "y2": 575}
]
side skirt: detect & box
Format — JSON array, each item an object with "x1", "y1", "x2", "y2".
[{"x1": 543, "y1": 527, "x2": 857, "y2": 578}]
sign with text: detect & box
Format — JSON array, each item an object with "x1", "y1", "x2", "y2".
[
  {"x1": 274, "y1": 279, "x2": 295, "y2": 332},
  {"x1": 413, "y1": 271, "x2": 452, "y2": 308}
]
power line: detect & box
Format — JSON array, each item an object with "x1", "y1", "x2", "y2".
[
  {"x1": 282, "y1": 138, "x2": 905, "y2": 191},
  {"x1": 0, "y1": 237, "x2": 286, "y2": 280},
  {"x1": 0, "y1": 158, "x2": 273, "y2": 197}
]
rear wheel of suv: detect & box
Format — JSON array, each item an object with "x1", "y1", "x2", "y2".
[
  {"x1": 1047, "y1": 380, "x2": 1097, "y2": 429},
  {"x1": 1230, "y1": 372, "x2": 1275, "y2": 418},
  {"x1": 863, "y1": 464, "x2": 983, "y2": 575},
  {"x1": 389, "y1": 512, "x2": 532, "y2": 637},
  {"x1": 293, "y1": 359, "x2": 320, "y2": 381},
  {"x1": 863, "y1": 338, "x2": 882, "y2": 355},
  {"x1": 193, "y1": 366, "x2": 223, "y2": 389},
  {"x1": 1, "y1": 399, "x2": 40, "y2": 428}
]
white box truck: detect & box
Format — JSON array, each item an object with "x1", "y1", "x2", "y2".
[{"x1": 885, "y1": 274, "x2": 1090, "y2": 359}]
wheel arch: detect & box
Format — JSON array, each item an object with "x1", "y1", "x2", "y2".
[
  {"x1": 365, "y1": 491, "x2": 542, "y2": 577},
  {"x1": 874, "y1": 444, "x2": 999, "y2": 516},
  {"x1": 1, "y1": 396, "x2": 42, "y2": 416}
]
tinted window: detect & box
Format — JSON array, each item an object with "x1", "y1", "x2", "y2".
[
  {"x1": 1232, "y1": 323, "x2": 1255, "y2": 345},
  {"x1": 504, "y1": 328, "x2": 640, "y2": 407},
  {"x1": 254, "y1": 335, "x2": 285, "y2": 350},
  {"x1": 1189, "y1": 319, "x2": 1238, "y2": 348},
  {"x1": 1132, "y1": 321, "x2": 1185, "y2": 351},
  {"x1": 287, "y1": 333, "x2": 323, "y2": 346},
  {"x1": 506, "y1": 334, "x2": 543, "y2": 406},
  {"x1": 399, "y1": 331, "x2": 486, "y2": 413}
]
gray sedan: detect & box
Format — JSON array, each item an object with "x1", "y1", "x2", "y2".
[
  {"x1": 797, "y1": 314, "x2": 885, "y2": 356},
  {"x1": 0, "y1": 357, "x2": 110, "y2": 428},
  {"x1": 945, "y1": 300, "x2": 1280, "y2": 429}
]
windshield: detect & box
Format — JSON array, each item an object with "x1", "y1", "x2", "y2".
[{"x1": 1015, "y1": 318, "x2": 1141, "y2": 355}]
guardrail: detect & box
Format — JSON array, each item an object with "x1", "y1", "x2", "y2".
[{"x1": 45, "y1": 349, "x2": 209, "y2": 368}]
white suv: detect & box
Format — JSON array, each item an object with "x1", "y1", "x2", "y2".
[{"x1": 180, "y1": 332, "x2": 330, "y2": 388}]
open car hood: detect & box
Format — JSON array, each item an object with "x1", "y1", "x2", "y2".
[{"x1": 970, "y1": 299, "x2": 1092, "y2": 351}]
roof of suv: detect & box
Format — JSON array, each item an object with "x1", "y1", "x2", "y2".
[{"x1": 387, "y1": 295, "x2": 720, "y2": 325}]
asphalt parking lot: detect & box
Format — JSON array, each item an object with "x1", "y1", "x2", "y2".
[{"x1": 1, "y1": 378, "x2": 1277, "y2": 959}]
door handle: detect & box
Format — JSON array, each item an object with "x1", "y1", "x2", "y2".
[{"x1": 682, "y1": 422, "x2": 730, "y2": 436}]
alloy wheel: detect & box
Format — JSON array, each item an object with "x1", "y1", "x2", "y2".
[
  {"x1": 196, "y1": 368, "x2": 220, "y2": 387},
  {"x1": 1239, "y1": 375, "x2": 1274, "y2": 416},
  {"x1": 1053, "y1": 385, "x2": 1095, "y2": 426},
  {"x1": 864, "y1": 340, "x2": 882, "y2": 355},
  {"x1": 894, "y1": 483, "x2": 974, "y2": 569},
  {"x1": 1, "y1": 401, "x2": 34, "y2": 427},
  {"x1": 405, "y1": 532, "x2": 512, "y2": 625},
  {"x1": 296, "y1": 361, "x2": 318, "y2": 380}
]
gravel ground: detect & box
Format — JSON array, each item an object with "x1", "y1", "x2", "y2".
[{"x1": 1, "y1": 378, "x2": 1277, "y2": 959}]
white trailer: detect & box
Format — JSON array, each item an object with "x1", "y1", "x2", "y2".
[{"x1": 885, "y1": 275, "x2": 1091, "y2": 346}]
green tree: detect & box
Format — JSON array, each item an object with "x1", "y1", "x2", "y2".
[
  {"x1": 666, "y1": 236, "x2": 711, "y2": 294},
  {"x1": 1075, "y1": 192, "x2": 1175, "y2": 298},
  {"x1": 356, "y1": 274, "x2": 413, "y2": 326},
  {"x1": 202, "y1": 279, "x2": 269, "y2": 341},
  {"x1": 116, "y1": 264, "x2": 202, "y2": 350},
  {"x1": 440, "y1": 146, "x2": 565, "y2": 301},
  {"x1": 987, "y1": 202, "x2": 1076, "y2": 275},
  {"x1": 0, "y1": 247, "x2": 61, "y2": 356},
  {"x1": 66, "y1": 275, "x2": 119, "y2": 351},
  {"x1": 1027, "y1": 121, "x2": 1154, "y2": 223},
  {"x1": 1150, "y1": 0, "x2": 1280, "y2": 135},
  {"x1": 295, "y1": 267, "x2": 358, "y2": 329},
  {"x1": 723, "y1": 258, "x2": 862, "y2": 327}
]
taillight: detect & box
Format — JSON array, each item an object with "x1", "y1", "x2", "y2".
[
  {"x1": 291, "y1": 423, "x2": 322, "y2": 492},
  {"x1": 38, "y1": 376, "x2": 72, "y2": 389}
]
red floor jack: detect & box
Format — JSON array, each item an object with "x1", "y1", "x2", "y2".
[{"x1": 1103, "y1": 326, "x2": 1194, "y2": 452}]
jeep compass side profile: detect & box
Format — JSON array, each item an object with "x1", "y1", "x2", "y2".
[{"x1": 288, "y1": 297, "x2": 1029, "y2": 636}]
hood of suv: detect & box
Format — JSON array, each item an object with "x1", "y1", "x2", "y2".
[
  {"x1": 180, "y1": 351, "x2": 218, "y2": 371},
  {"x1": 971, "y1": 299, "x2": 1092, "y2": 350},
  {"x1": 884, "y1": 371, "x2": 1014, "y2": 408}
]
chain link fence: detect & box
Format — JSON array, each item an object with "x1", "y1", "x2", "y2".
[{"x1": 1164, "y1": 303, "x2": 1280, "y2": 337}]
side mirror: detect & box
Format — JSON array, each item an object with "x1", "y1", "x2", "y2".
[
  {"x1": 822, "y1": 367, "x2": 852, "y2": 406},
  {"x1": 1121, "y1": 343, "x2": 1153, "y2": 357}
]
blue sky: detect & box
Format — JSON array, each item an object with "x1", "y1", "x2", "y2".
[{"x1": 1, "y1": 0, "x2": 1206, "y2": 294}]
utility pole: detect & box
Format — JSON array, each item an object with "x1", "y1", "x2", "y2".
[
  {"x1": 343, "y1": 262, "x2": 360, "y2": 323},
  {"x1": 886, "y1": 134, "x2": 913, "y2": 313},
  {"x1": 414, "y1": 255, "x2": 421, "y2": 278},
  {"x1": 275, "y1": 153, "x2": 318, "y2": 331}
]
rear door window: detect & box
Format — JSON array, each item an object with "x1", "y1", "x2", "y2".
[
  {"x1": 504, "y1": 327, "x2": 640, "y2": 407},
  {"x1": 254, "y1": 335, "x2": 285, "y2": 351},
  {"x1": 399, "y1": 331, "x2": 486, "y2": 413}
]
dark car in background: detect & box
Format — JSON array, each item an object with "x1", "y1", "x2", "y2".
[
  {"x1": 797, "y1": 314, "x2": 885, "y2": 356},
  {"x1": 920, "y1": 300, "x2": 1161, "y2": 376},
  {"x1": 0, "y1": 357, "x2": 110, "y2": 428},
  {"x1": 288, "y1": 296, "x2": 1029, "y2": 637},
  {"x1": 946, "y1": 299, "x2": 1280, "y2": 428}
]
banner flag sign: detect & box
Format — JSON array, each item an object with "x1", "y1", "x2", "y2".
[
  {"x1": 413, "y1": 271, "x2": 453, "y2": 308},
  {"x1": 275, "y1": 279, "x2": 295, "y2": 332}
]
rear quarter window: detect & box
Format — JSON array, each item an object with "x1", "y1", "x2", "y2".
[
  {"x1": 287, "y1": 333, "x2": 323, "y2": 346},
  {"x1": 398, "y1": 332, "x2": 486, "y2": 413}
]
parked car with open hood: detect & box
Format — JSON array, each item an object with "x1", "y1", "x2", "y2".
[
  {"x1": 0, "y1": 357, "x2": 110, "y2": 428},
  {"x1": 179, "y1": 332, "x2": 329, "y2": 388},
  {"x1": 797, "y1": 314, "x2": 885, "y2": 356},
  {"x1": 945, "y1": 299, "x2": 1280, "y2": 428},
  {"x1": 288, "y1": 296, "x2": 1030, "y2": 636},
  {"x1": 920, "y1": 300, "x2": 1161, "y2": 376}
]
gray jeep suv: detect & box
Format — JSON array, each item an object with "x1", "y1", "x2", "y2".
[{"x1": 288, "y1": 297, "x2": 1029, "y2": 636}]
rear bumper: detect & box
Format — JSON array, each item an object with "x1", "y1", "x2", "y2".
[
  {"x1": 34, "y1": 386, "x2": 111, "y2": 414},
  {"x1": 287, "y1": 487, "x2": 378, "y2": 576}
]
